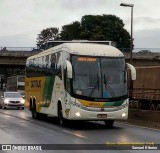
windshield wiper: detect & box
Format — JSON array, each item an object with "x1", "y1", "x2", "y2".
[
  {"x1": 89, "y1": 73, "x2": 99, "y2": 97},
  {"x1": 103, "y1": 73, "x2": 116, "y2": 98}
]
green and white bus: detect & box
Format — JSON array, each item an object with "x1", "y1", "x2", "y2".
[{"x1": 25, "y1": 43, "x2": 136, "y2": 127}]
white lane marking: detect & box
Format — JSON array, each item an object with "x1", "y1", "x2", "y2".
[
  {"x1": 20, "y1": 116, "x2": 34, "y2": 121},
  {"x1": 116, "y1": 122, "x2": 160, "y2": 131},
  {"x1": 62, "y1": 130, "x2": 88, "y2": 139},
  {"x1": 0, "y1": 111, "x2": 33, "y2": 122},
  {"x1": 3, "y1": 115, "x2": 12, "y2": 118}
]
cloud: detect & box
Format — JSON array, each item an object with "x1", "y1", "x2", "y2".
[
  {"x1": 134, "y1": 28, "x2": 160, "y2": 48},
  {"x1": 134, "y1": 16, "x2": 160, "y2": 31},
  {"x1": 0, "y1": 0, "x2": 160, "y2": 48},
  {"x1": 0, "y1": 32, "x2": 37, "y2": 47}
]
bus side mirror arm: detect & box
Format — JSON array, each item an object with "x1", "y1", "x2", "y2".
[
  {"x1": 66, "y1": 60, "x2": 73, "y2": 79},
  {"x1": 126, "y1": 63, "x2": 136, "y2": 80}
]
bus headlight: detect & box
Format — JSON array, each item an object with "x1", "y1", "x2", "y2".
[
  {"x1": 75, "y1": 112, "x2": 81, "y2": 117},
  {"x1": 121, "y1": 113, "x2": 127, "y2": 118}
]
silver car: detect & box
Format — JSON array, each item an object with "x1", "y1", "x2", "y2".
[{"x1": 0, "y1": 92, "x2": 25, "y2": 109}]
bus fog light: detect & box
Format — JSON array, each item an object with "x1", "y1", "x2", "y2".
[
  {"x1": 75, "y1": 112, "x2": 81, "y2": 117},
  {"x1": 122, "y1": 113, "x2": 126, "y2": 117}
]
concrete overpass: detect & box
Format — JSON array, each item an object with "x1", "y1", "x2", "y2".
[
  {"x1": 0, "y1": 48, "x2": 160, "y2": 68},
  {"x1": 0, "y1": 50, "x2": 40, "y2": 68}
]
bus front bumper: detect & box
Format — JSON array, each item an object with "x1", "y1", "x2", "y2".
[{"x1": 66, "y1": 104, "x2": 128, "y2": 121}]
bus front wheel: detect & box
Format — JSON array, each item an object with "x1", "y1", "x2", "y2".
[
  {"x1": 58, "y1": 103, "x2": 66, "y2": 126},
  {"x1": 104, "y1": 120, "x2": 114, "y2": 128}
]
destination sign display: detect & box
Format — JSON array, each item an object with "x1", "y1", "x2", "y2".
[{"x1": 78, "y1": 57, "x2": 97, "y2": 62}]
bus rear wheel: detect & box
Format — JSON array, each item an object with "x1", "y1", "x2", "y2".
[
  {"x1": 104, "y1": 120, "x2": 114, "y2": 128},
  {"x1": 32, "y1": 103, "x2": 40, "y2": 119}
]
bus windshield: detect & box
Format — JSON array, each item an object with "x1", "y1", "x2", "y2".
[{"x1": 72, "y1": 56, "x2": 127, "y2": 100}]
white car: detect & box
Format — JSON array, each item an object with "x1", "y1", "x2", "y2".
[{"x1": 0, "y1": 92, "x2": 25, "y2": 109}]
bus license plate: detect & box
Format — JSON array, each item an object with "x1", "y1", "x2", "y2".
[{"x1": 97, "y1": 114, "x2": 107, "y2": 118}]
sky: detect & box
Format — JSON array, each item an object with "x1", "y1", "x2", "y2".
[{"x1": 0, "y1": 0, "x2": 160, "y2": 48}]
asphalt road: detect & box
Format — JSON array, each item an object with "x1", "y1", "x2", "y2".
[{"x1": 0, "y1": 108, "x2": 160, "y2": 153}]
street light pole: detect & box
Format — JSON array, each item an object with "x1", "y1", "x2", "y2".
[{"x1": 120, "y1": 3, "x2": 134, "y2": 63}]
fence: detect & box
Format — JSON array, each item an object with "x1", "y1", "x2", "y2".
[
  {"x1": 0, "y1": 47, "x2": 37, "y2": 51},
  {"x1": 0, "y1": 47, "x2": 160, "y2": 52},
  {"x1": 119, "y1": 48, "x2": 160, "y2": 53}
]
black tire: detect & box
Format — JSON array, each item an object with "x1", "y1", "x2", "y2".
[
  {"x1": 104, "y1": 120, "x2": 114, "y2": 128},
  {"x1": 129, "y1": 102, "x2": 133, "y2": 109},
  {"x1": 31, "y1": 103, "x2": 40, "y2": 119},
  {"x1": 130, "y1": 102, "x2": 136, "y2": 109},
  {"x1": 135, "y1": 101, "x2": 141, "y2": 109},
  {"x1": 2, "y1": 103, "x2": 6, "y2": 109},
  {"x1": 21, "y1": 107, "x2": 24, "y2": 110},
  {"x1": 150, "y1": 104, "x2": 156, "y2": 111},
  {"x1": 58, "y1": 103, "x2": 66, "y2": 126},
  {"x1": 156, "y1": 104, "x2": 160, "y2": 111},
  {"x1": 30, "y1": 100, "x2": 32, "y2": 111}
]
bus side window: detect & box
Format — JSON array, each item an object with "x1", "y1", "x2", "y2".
[{"x1": 50, "y1": 53, "x2": 57, "y2": 70}]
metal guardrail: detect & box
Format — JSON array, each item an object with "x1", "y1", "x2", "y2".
[
  {"x1": 0, "y1": 50, "x2": 40, "y2": 57},
  {"x1": 119, "y1": 48, "x2": 160, "y2": 53},
  {"x1": 0, "y1": 47, "x2": 160, "y2": 59},
  {"x1": 123, "y1": 52, "x2": 160, "y2": 60},
  {"x1": 0, "y1": 47, "x2": 160, "y2": 52},
  {"x1": 0, "y1": 47, "x2": 41, "y2": 57},
  {"x1": 0, "y1": 47, "x2": 36, "y2": 51}
]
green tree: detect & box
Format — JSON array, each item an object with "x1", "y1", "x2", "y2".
[
  {"x1": 60, "y1": 14, "x2": 130, "y2": 49},
  {"x1": 60, "y1": 21, "x2": 81, "y2": 40},
  {"x1": 37, "y1": 27, "x2": 60, "y2": 48}
]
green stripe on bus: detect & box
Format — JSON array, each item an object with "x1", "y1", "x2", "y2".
[
  {"x1": 42, "y1": 76, "x2": 55, "y2": 107},
  {"x1": 103, "y1": 100, "x2": 125, "y2": 106}
]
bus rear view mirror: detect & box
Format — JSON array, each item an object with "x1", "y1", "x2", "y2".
[
  {"x1": 66, "y1": 60, "x2": 73, "y2": 79},
  {"x1": 126, "y1": 63, "x2": 136, "y2": 80}
]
